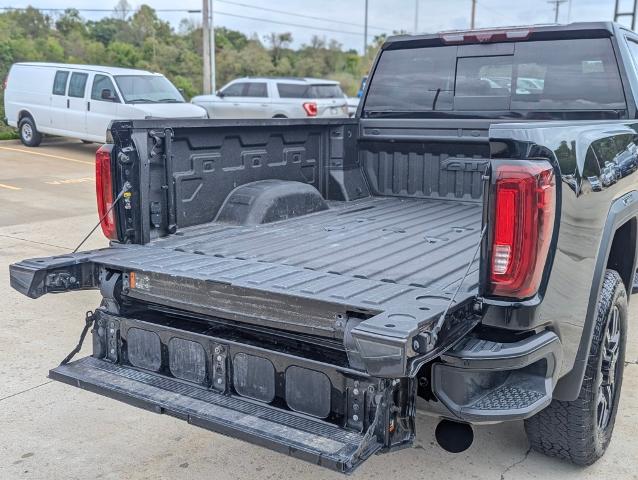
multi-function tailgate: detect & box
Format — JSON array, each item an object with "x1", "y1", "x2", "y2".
[
  {"x1": 9, "y1": 247, "x2": 480, "y2": 472},
  {"x1": 10, "y1": 245, "x2": 481, "y2": 378}
]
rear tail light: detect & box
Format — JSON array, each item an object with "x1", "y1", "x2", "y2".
[
  {"x1": 2, "y1": 77, "x2": 7, "y2": 90},
  {"x1": 96, "y1": 144, "x2": 117, "y2": 240},
  {"x1": 302, "y1": 102, "x2": 318, "y2": 117},
  {"x1": 487, "y1": 161, "x2": 556, "y2": 299}
]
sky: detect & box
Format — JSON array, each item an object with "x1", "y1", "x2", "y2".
[{"x1": 2, "y1": 0, "x2": 631, "y2": 52}]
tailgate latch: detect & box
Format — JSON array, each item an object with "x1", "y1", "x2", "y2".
[{"x1": 46, "y1": 271, "x2": 78, "y2": 291}]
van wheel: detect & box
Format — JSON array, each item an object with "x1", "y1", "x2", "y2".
[
  {"x1": 524, "y1": 269, "x2": 627, "y2": 465},
  {"x1": 272, "y1": 114, "x2": 287, "y2": 118},
  {"x1": 18, "y1": 117, "x2": 42, "y2": 147}
]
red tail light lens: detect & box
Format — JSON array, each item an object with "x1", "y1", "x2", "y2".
[
  {"x1": 96, "y1": 144, "x2": 117, "y2": 240},
  {"x1": 488, "y1": 161, "x2": 556, "y2": 299},
  {"x1": 302, "y1": 102, "x2": 318, "y2": 117}
]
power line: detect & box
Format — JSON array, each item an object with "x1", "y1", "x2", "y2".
[
  {"x1": 215, "y1": 0, "x2": 392, "y2": 31},
  {"x1": 0, "y1": 7, "x2": 199, "y2": 13},
  {"x1": 0, "y1": 6, "x2": 381, "y2": 37},
  {"x1": 212, "y1": 10, "x2": 371, "y2": 36}
]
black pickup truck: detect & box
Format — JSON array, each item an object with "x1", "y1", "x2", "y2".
[{"x1": 10, "y1": 22, "x2": 638, "y2": 472}]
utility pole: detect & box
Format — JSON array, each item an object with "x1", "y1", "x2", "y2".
[
  {"x1": 614, "y1": 0, "x2": 638, "y2": 30},
  {"x1": 201, "y1": 0, "x2": 216, "y2": 94},
  {"x1": 363, "y1": 0, "x2": 368, "y2": 55},
  {"x1": 202, "y1": 0, "x2": 211, "y2": 94},
  {"x1": 470, "y1": 0, "x2": 476, "y2": 29},
  {"x1": 210, "y1": 0, "x2": 216, "y2": 93},
  {"x1": 548, "y1": 0, "x2": 567, "y2": 23},
  {"x1": 414, "y1": 0, "x2": 419, "y2": 34}
]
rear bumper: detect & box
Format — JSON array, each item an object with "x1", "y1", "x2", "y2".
[{"x1": 431, "y1": 330, "x2": 562, "y2": 423}]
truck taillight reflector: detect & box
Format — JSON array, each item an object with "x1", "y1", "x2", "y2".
[
  {"x1": 488, "y1": 161, "x2": 556, "y2": 299},
  {"x1": 96, "y1": 144, "x2": 117, "y2": 240}
]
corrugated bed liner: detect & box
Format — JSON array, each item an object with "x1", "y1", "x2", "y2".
[{"x1": 154, "y1": 196, "x2": 482, "y2": 293}]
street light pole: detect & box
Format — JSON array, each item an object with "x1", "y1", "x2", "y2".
[{"x1": 414, "y1": 0, "x2": 419, "y2": 34}]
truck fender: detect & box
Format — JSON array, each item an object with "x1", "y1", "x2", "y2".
[{"x1": 553, "y1": 190, "x2": 638, "y2": 400}]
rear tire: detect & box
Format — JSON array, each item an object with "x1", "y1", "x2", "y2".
[
  {"x1": 18, "y1": 116, "x2": 42, "y2": 147},
  {"x1": 524, "y1": 269, "x2": 627, "y2": 465}
]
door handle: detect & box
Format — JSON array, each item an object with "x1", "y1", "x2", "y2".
[
  {"x1": 260, "y1": 104, "x2": 268, "y2": 107},
  {"x1": 66, "y1": 99, "x2": 70, "y2": 108},
  {"x1": 87, "y1": 101, "x2": 90, "y2": 112}
]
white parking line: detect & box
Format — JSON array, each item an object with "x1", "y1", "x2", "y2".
[
  {"x1": 45, "y1": 177, "x2": 95, "y2": 185},
  {"x1": 0, "y1": 146, "x2": 93, "y2": 166}
]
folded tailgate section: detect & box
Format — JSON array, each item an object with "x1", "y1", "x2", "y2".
[
  {"x1": 51, "y1": 357, "x2": 375, "y2": 471},
  {"x1": 49, "y1": 310, "x2": 413, "y2": 473}
]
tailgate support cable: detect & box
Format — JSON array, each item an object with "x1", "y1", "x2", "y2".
[
  {"x1": 60, "y1": 310, "x2": 96, "y2": 365},
  {"x1": 72, "y1": 181, "x2": 132, "y2": 253},
  {"x1": 425, "y1": 225, "x2": 487, "y2": 351}
]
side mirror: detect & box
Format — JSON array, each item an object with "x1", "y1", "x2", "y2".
[
  {"x1": 217, "y1": 90, "x2": 225, "y2": 98},
  {"x1": 101, "y1": 88, "x2": 117, "y2": 102}
]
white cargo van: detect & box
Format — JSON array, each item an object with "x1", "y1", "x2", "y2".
[{"x1": 3, "y1": 63, "x2": 207, "y2": 146}]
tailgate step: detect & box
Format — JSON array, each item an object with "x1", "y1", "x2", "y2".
[{"x1": 50, "y1": 357, "x2": 380, "y2": 472}]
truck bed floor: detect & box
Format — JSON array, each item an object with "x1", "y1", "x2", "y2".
[{"x1": 154, "y1": 196, "x2": 482, "y2": 292}]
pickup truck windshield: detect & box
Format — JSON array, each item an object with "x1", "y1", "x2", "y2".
[
  {"x1": 114, "y1": 75, "x2": 184, "y2": 103},
  {"x1": 363, "y1": 38, "x2": 626, "y2": 116}
]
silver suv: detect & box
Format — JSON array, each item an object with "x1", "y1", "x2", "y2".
[{"x1": 191, "y1": 77, "x2": 349, "y2": 119}]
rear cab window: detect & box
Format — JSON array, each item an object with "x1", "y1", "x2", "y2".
[
  {"x1": 52, "y1": 71, "x2": 69, "y2": 95},
  {"x1": 68, "y1": 72, "x2": 88, "y2": 98},
  {"x1": 363, "y1": 37, "x2": 626, "y2": 117}
]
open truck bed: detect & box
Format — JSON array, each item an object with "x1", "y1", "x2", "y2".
[{"x1": 88, "y1": 195, "x2": 482, "y2": 376}]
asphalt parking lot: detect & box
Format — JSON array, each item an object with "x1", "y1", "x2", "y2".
[{"x1": 1, "y1": 138, "x2": 637, "y2": 480}]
